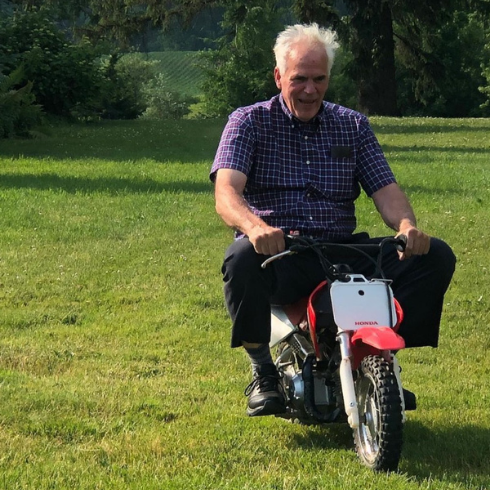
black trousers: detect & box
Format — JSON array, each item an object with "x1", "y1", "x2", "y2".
[{"x1": 221, "y1": 235, "x2": 456, "y2": 349}]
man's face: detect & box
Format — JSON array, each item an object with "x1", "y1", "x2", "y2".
[{"x1": 274, "y1": 41, "x2": 329, "y2": 122}]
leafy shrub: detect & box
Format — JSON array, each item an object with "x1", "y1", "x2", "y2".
[
  {"x1": 197, "y1": 2, "x2": 281, "y2": 117},
  {"x1": 140, "y1": 73, "x2": 196, "y2": 120},
  {"x1": 0, "y1": 68, "x2": 43, "y2": 138},
  {"x1": 97, "y1": 53, "x2": 156, "y2": 120},
  {"x1": 0, "y1": 9, "x2": 104, "y2": 118}
]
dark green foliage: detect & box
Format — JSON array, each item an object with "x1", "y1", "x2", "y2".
[
  {"x1": 97, "y1": 54, "x2": 155, "y2": 120},
  {"x1": 396, "y1": 10, "x2": 488, "y2": 117},
  {"x1": 0, "y1": 9, "x2": 104, "y2": 118},
  {"x1": 0, "y1": 9, "x2": 180, "y2": 122},
  {"x1": 326, "y1": 47, "x2": 357, "y2": 109},
  {"x1": 197, "y1": 1, "x2": 282, "y2": 117},
  {"x1": 293, "y1": 0, "x2": 490, "y2": 116},
  {"x1": 0, "y1": 69, "x2": 43, "y2": 138},
  {"x1": 3, "y1": 0, "x2": 490, "y2": 119}
]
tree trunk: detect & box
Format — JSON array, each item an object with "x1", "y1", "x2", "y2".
[{"x1": 350, "y1": 1, "x2": 399, "y2": 115}]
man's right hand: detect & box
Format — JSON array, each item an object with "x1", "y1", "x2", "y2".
[{"x1": 248, "y1": 225, "x2": 285, "y2": 256}]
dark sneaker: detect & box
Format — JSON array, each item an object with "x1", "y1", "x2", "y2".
[
  {"x1": 403, "y1": 388, "x2": 417, "y2": 411},
  {"x1": 244, "y1": 364, "x2": 286, "y2": 417}
]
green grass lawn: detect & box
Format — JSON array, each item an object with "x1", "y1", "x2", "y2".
[{"x1": 0, "y1": 117, "x2": 489, "y2": 489}]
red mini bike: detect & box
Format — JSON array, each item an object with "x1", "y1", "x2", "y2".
[{"x1": 262, "y1": 235, "x2": 409, "y2": 471}]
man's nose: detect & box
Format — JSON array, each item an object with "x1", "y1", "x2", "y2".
[{"x1": 304, "y1": 79, "x2": 315, "y2": 94}]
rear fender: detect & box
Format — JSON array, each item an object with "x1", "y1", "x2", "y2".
[{"x1": 307, "y1": 280, "x2": 329, "y2": 359}]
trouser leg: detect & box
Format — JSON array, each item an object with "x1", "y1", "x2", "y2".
[
  {"x1": 222, "y1": 238, "x2": 325, "y2": 348},
  {"x1": 222, "y1": 238, "x2": 273, "y2": 347},
  {"x1": 378, "y1": 237, "x2": 456, "y2": 347}
]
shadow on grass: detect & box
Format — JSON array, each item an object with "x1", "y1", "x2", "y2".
[
  {"x1": 401, "y1": 420, "x2": 490, "y2": 486},
  {"x1": 290, "y1": 419, "x2": 489, "y2": 486},
  {"x1": 290, "y1": 422, "x2": 353, "y2": 451},
  {"x1": 372, "y1": 122, "x2": 490, "y2": 135},
  {"x1": 0, "y1": 119, "x2": 226, "y2": 163},
  {"x1": 382, "y1": 145, "x2": 490, "y2": 155},
  {"x1": 0, "y1": 173, "x2": 212, "y2": 195},
  {"x1": 1, "y1": 173, "x2": 467, "y2": 199}
]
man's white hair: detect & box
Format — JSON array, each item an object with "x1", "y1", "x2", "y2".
[{"x1": 274, "y1": 23, "x2": 340, "y2": 75}]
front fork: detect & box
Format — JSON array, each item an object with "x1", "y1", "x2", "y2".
[
  {"x1": 337, "y1": 331, "x2": 406, "y2": 428},
  {"x1": 337, "y1": 331, "x2": 359, "y2": 428}
]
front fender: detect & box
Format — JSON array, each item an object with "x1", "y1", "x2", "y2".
[{"x1": 351, "y1": 326, "x2": 405, "y2": 351}]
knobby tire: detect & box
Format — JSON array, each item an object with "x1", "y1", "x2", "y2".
[{"x1": 354, "y1": 355, "x2": 403, "y2": 471}]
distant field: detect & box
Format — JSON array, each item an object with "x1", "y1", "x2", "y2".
[{"x1": 138, "y1": 51, "x2": 205, "y2": 97}]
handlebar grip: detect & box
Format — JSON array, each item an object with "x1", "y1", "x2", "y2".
[
  {"x1": 395, "y1": 234, "x2": 407, "y2": 252},
  {"x1": 283, "y1": 234, "x2": 295, "y2": 249}
]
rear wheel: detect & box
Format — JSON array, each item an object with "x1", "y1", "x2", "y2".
[{"x1": 353, "y1": 355, "x2": 403, "y2": 471}]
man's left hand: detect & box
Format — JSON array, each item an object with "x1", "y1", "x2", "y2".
[{"x1": 396, "y1": 225, "x2": 430, "y2": 260}]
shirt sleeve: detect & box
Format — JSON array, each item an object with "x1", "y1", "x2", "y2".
[
  {"x1": 355, "y1": 116, "x2": 396, "y2": 196},
  {"x1": 210, "y1": 109, "x2": 255, "y2": 183}
]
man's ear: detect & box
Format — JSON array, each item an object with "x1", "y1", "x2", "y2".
[{"x1": 274, "y1": 67, "x2": 281, "y2": 90}]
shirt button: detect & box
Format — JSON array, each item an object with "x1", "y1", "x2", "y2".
[
  {"x1": 306, "y1": 160, "x2": 310, "y2": 165},
  {"x1": 304, "y1": 136, "x2": 308, "y2": 140},
  {"x1": 309, "y1": 216, "x2": 313, "y2": 220}
]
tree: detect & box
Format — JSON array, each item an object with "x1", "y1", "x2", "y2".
[
  {"x1": 197, "y1": 0, "x2": 284, "y2": 117},
  {"x1": 397, "y1": 9, "x2": 489, "y2": 116},
  {"x1": 7, "y1": 0, "x2": 212, "y2": 48},
  {"x1": 294, "y1": 0, "x2": 490, "y2": 116},
  {"x1": 0, "y1": 8, "x2": 105, "y2": 117},
  {"x1": 349, "y1": 1, "x2": 398, "y2": 115},
  {"x1": 295, "y1": 0, "x2": 443, "y2": 115},
  {"x1": 6, "y1": 0, "x2": 490, "y2": 117}
]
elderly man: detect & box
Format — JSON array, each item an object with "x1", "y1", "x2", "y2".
[{"x1": 210, "y1": 23, "x2": 455, "y2": 417}]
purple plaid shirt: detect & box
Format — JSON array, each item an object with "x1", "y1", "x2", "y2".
[{"x1": 210, "y1": 95, "x2": 396, "y2": 240}]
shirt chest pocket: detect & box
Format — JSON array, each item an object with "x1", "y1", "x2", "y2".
[{"x1": 301, "y1": 142, "x2": 357, "y2": 200}]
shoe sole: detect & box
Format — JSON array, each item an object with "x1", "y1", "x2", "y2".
[{"x1": 247, "y1": 399, "x2": 286, "y2": 417}]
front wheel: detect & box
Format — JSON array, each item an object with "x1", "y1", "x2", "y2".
[{"x1": 353, "y1": 355, "x2": 403, "y2": 471}]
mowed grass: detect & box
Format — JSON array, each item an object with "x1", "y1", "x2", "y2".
[{"x1": 0, "y1": 117, "x2": 489, "y2": 489}]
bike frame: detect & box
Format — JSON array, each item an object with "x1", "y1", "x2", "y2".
[{"x1": 266, "y1": 236, "x2": 408, "y2": 428}]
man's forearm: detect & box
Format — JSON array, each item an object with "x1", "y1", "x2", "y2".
[
  {"x1": 373, "y1": 183, "x2": 417, "y2": 232},
  {"x1": 214, "y1": 169, "x2": 285, "y2": 255},
  {"x1": 215, "y1": 184, "x2": 267, "y2": 236},
  {"x1": 372, "y1": 182, "x2": 430, "y2": 258}
]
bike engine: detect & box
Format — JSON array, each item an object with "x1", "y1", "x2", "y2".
[
  {"x1": 279, "y1": 364, "x2": 337, "y2": 422},
  {"x1": 276, "y1": 340, "x2": 338, "y2": 422}
]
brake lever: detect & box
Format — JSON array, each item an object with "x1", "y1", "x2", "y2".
[{"x1": 260, "y1": 250, "x2": 295, "y2": 269}]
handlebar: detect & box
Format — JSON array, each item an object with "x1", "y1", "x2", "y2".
[{"x1": 260, "y1": 235, "x2": 407, "y2": 279}]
